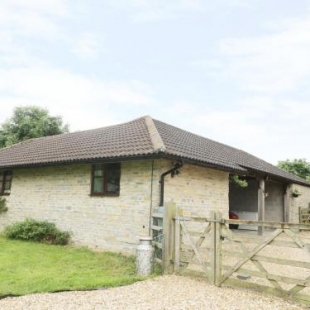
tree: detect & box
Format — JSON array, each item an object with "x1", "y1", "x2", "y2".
[
  {"x1": 0, "y1": 106, "x2": 69, "y2": 148},
  {"x1": 277, "y1": 159, "x2": 310, "y2": 183}
]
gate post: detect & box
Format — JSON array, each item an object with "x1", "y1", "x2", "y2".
[
  {"x1": 174, "y1": 214, "x2": 181, "y2": 274},
  {"x1": 214, "y1": 212, "x2": 222, "y2": 286},
  {"x1": 210, "y1": 211, "x2": 222, "y2": 285},
  {"x1": 210, "y1": 211, "x2": 216, "y2": 285},
  {"x1": 258, "y1": 177, "x2": 266, "y2": 235},
  {"x1": 163, "y1": 202, "x2": 176, "y2": 274}
]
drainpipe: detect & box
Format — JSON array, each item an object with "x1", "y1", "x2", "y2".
[{"x1": 159, "y1": 162, "x2": 183, "y2": 206}]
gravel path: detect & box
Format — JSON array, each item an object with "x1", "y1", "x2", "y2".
[{"x1": 0, "y1": 275, "x2": 307, "y2": 310}]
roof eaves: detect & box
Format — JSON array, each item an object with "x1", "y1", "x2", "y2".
[
  {"x1": 240, "y1": 165, "x2": 310, "y2": 187},
  {"x1": 0, "y1": 153, "x2": 164, "y2": 169},
  {"x1": 159, "y1": 152, "x2": 248, "y2": 174}
]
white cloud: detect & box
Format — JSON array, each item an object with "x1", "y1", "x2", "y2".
[
  {"x1": 199, "y1": 99, "x2": 310, "y2": 163},
  {"x1": 0, "y1": 0, "x2": 104, "y2": 65},
  {"x1": 0, "y1": 0, "x2": 154, "y2": 131},
  {"x1": 0, "y1": 0, "x2": 68, "y2": 17},
  {"x1": 191, "y1": 59, "x2": 225, "y2": 70},
  {"x1": 108, "y1": 0, "x2": 256, "y2": 22},
  {"x1": 1, "y1": 0, "x2": 308, "y2": 166},
  {"x1": 0, "y1": 0, "x2": 70, "y2": 70},
  {"x1": 211, "y1": 14, "x2": 310, "y2": 93},
  {"x1": 0, "y1": 0, "x2": 68, "y2": 39},
  {"x1": 71, "y1": 33, "x2": 101, "y2": 60},
  {"x1": 226, "y1": 0, "x2": 257, "y2": 9},
  {"x1": 0, "y1": 64, "x2": 154, "y2": 131},
  {"x1": 160, "y1": 97, "x2": 310, "y2": 164},
  {"x1": 108, "y1": 0, "x2": 207, "y2": 22},
  {"x1": 187, "y1": 9, "x2": 310, "y2": 163}
]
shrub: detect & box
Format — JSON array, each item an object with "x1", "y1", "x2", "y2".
[
  {"x1": 4, "y1": 218, "x2": 70, "y2": 245},
  {"x1": 0, "y1": 197, "x2": 8, "y2": 213}
]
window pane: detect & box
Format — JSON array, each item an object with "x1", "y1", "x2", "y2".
[
  {"x1": 106, "y1": 181, "x2": 119, "y2": 194},
  {"x1": 94, "y1": 164, "x2": 103, "y2": 177},
  {"x1": 0, "y1": 170, "x2": 12, "y2": 195},
  {"x1": 93, "y1": 177, "x2": 103, "y2": 193},
  {"x1": 4, "y1": 181, "x2": 11, "y2": 190},
  {"x1": 106, "y1": 163, "x2": 120, "y2": 194}
]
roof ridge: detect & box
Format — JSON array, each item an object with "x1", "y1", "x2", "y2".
[{"x1": 144, "y1": 116, "x2": 166, "y2": 153}]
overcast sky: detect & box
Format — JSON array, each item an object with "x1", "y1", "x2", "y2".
[{"x1": 1, "y1": 0, "x2": 310, "y2": 165}]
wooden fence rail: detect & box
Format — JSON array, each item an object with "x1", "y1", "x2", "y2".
[{"x1": 172, "y1": 210, "x2": 310, "y2": 305}]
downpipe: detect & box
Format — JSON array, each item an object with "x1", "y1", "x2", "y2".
[{"x1": 159, "y1": 162, "x2": 183, "y2": 206}]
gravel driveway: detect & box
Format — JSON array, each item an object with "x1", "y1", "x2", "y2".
[{"x1": 0, "y1": 275, "x2": 307, "y2": 310}]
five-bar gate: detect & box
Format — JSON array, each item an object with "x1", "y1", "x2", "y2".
[{"x1": 159, "y1": 204, "x2": 310, "y2": 305}]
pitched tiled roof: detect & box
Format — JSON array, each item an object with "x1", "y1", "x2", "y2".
[
  {"x1": 153, "y1": 119, "x2": 309, "y2": 185},
  {"x1": 0, "y1": 115, "x2": 308, "y2": 186}
]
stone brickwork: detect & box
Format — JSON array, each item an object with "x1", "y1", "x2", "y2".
[
  {"x1": 1, "y1": 161, "x2": 154, "y2": 253},
  {"x1": 0, "y1": 159, "x2": 230, "y2": 253},
  {"x1": 290, "y1": 184, "x2": 310, "y2": 223},
  {"x1": 265, "y1": 181, "x2": 285, "y2": 222},
  {"x1": 161, "y1": 161, "x2": 229, "y2": 218}
]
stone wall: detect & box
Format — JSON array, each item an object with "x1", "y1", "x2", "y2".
[
  {"x1": 289, "y1": 184, "x2": 310, "y2": 223},
  {"x1": 162, "y1": 161, "x2": 229, "y2": 217},
  {"x1": 265, "y1": 181, "x2": 285, "y2": 222},
  {"x1": 1, "y1": 161, "x2": 154, "y2": 253},
  {"x1": 0, "y1": 159, "x2": 230, "y2": 253}
]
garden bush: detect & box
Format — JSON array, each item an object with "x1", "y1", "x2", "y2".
[
  {"x1": 0, "y1": 197, "x2": 8, "y2": 213},
  {"x1": 4, "y1": 218, "x2": 70, "y2": 245}
]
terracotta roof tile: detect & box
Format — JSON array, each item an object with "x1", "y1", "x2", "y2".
[
  {"x1": 153, "y1": 119, "x2": 308, "y2": 185},
  {"x1": 0, "y1": 115, "x2": 308, "y2": 186},
  {"x1": 0, "y1": 116, "x2": 154, "y2": 167}
]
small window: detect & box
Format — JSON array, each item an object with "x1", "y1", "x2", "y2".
[
  {"x1": 91, "y1": 163, "x2": 120, "y2": 196},
  {"x1": 0, "y1": 170, "x2": 13, "y2": 195}
]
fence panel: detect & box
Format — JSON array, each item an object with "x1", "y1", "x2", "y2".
[
  {"x1": 299, "y1": 207, "x2": 310, "y2": 224},
  {"x1": 173, "y1": 212, "x2": 310, "y2": 305},
  {"x1": 174, "y1": 212, "x2": 217, "y2": 284}
]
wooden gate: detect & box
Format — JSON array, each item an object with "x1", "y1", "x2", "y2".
[
  {"x1": 299, "y1": 206, "x2": 310, "y2": 224},
  {"x1": 173, "y1": 211, "x2": 310, "y2": 305},
  {"x1": 152, "y1": 202, "x2": 176, "y2": 273}
]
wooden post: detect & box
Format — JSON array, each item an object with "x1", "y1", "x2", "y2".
[
  {"x1": 284, "y1": 184, "x2": 291, "y2": 222},
  {"x1": 163, "y1": 202, "x2": 176, "y2": 274},
  {"x1": 214, "y1": 212, "x2": 222, "y2": 286},
  {"x1": 174, "y1": 215, "x2": 180, "y2": 274},
  {"x1": 258, "y1": 177, "x2": 265, "y2": 235},
  {"x1": 210, "y1": 211, "x2": 216, "y2": 284}
]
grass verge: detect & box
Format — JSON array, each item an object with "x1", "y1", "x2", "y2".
[{"x1": 0, "y1": 236, "x2": 149, "y2": 297}]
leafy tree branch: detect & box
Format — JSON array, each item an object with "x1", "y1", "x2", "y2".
[{"x1": 0, "y1": 106, "x2": 69, "y2": 148}]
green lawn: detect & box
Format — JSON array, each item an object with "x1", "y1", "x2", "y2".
[{"x1": 0, "y1": 236, "x2": 146, "y2": 296}]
